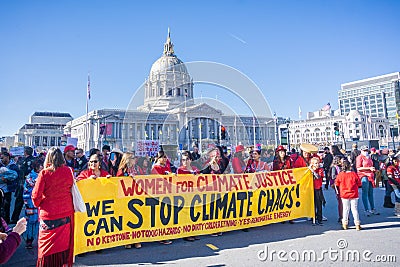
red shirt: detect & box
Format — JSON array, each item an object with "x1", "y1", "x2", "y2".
[
  {"x1": 31, "y1": 165, "x2": 74, "y2": 220},
  {"x1": 293, "y1": 156, "x2": 310, "y2": 168},
  {"x1": 335, "y1": 171, "x2": 361, "y2": 199},
  {"x1": 77, "y1": 169, "x2": 110, "y2": 181},
  {"x1": 246, "y1": 160, "x2": 269, "y2": 173},
  {"x1": 151, "y1": 164, "x2": 172, "y2": 175},
  {"x1": 177, "y1": 166, "x2": 200, "y2": 174},
  {"x1": 356, "y1": 154, "x2": 375, "y2": 187}
]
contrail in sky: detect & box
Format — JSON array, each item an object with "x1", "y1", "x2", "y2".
[{"x1": 229, "y1": 33, "x2": 247, "y2": 44}]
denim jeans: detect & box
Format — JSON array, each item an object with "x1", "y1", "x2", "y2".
[
  {"x1": 391, "y1": 185, "x2": 400, "y2": 202},
  {"x1": 361, "y1": 177, "x2": 375, "y2": 211}
]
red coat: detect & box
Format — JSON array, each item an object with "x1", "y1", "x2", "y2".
[
  {"x1": 335, "y1": 171, "x2": 361, "y2": 199},
  {"x1": 77, "y1": 169, "x2": 110, "y2": 181},
  {"x1": 32, "y1": 165, "x2": 74, "y2": 220},
  {"x1": 151, "y1": 164, "x2": 172, "y2": 175},
  {"x1": 293, "y1": 156, "x2": 310, "y2": 168}
]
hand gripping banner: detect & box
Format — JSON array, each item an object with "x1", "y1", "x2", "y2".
[{"x1": 74, "y1": 167, "x2": 314, "y2": 255}]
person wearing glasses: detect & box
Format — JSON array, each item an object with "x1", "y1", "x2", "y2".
[
  {"x1": 177, "y1": 151, "x2": 199, "y2": 175},
  {"x1": 75, "y1": 148, "x2": 88, "y2": 173},
  {"x1": 77, "y1": 154, "x2": 110, "y2": 181}
]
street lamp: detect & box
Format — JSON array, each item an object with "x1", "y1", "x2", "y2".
[
  {"x1": 390, "y1": 124, "x2": 395, "y2": 149},
  {"x1": 286, "y1": 117, "x2": 291, "y2": 151}
]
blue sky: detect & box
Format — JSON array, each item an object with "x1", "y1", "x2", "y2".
[{"x1": 1, "y1": 0, "x2": 399, "y2": 136}]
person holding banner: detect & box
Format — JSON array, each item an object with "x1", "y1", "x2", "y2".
[
  {"x1": 77, "y1": 154, "x2": 110, "y2": 181},
  {"x1": 309, "y1": 157, "x2": 325, "y2": 226},
  {"x1": 31, "y1": 147, "x2": 74, "y2": 267},
  {"x1": 232, "y1": 145, "x2": 247, "y2": 174},
  {"x1": 293, "y1": 143, "x2": 317, "y2": 168},
  {"x1": 151, "y1": 151, "x2": 172, "y2": 175},
  {"x1": 330, "y1": 156, "x2": 343, "y2": 223},
  {"x1": 116, "y1": 152, "x2": 142, "y2": 249},
  {"x1": 245, "y1": 149, "x2": 269, "y2": 173},
  {"x1": 137, "y1": 157, "x2": 151, "y2": 175},
  {"x1": 177, "y1": 151, "x2": 200, "y2": 175},
  {"x1": 272, "y1": 145, "x2": 292, "y2": 171}
]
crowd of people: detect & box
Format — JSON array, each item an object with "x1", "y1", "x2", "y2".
[{"x1": 0, "y1": 142, "x2": 399, "y2": 265}]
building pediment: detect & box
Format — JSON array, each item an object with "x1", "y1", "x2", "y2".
[{"x1": 185, "y1": 103, "x2": 223, "y2": 117}]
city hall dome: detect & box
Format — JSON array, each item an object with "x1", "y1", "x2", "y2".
[{"x1": 140, "y1": 28, "x2": 194, "y2": 112}]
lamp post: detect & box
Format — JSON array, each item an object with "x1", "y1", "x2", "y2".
[
  {"x1": 286, "y1": 117, "x2": 291, "y2": 151},
  {"x1": 390, "y1": 124, "x2": 395, "y2": 149},
  {"x1": 274, "y1": 112, "x2": 278, "y2": 146}
]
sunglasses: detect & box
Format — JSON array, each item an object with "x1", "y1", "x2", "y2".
[{"x1": 89, "y1": 160, "x2": 99, "y2": 164}]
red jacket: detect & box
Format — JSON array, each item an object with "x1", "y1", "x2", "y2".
[
  {"x1": 151, "y1": 164, "x2": 172, "y2": 175},
  {"x1": 335, "y1": 171, "x2": 361, "y2": 199},
  {"x1": 77, "y1": 169, "x2": 110, "y2": 181},
  {"x1": 32, "y1": 165, "x2": 74, "y2": 220}
]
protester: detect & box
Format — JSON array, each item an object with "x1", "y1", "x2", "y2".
[
  {"x1": 322, "y1": 147, "x2": 333, "y2": 190},
  {"x1": 385, "y1": 155, "x2": 400, "y2": 217},
  {"x1": 232, "y1": 145, "x2": 247, "y2": 174},
  {"x1": 370, "y1": 147, "x2": 381, "y2": 186},
  {"x1": 101, "y1": 145, "x2": 111, "y2": 172},
  {"x1": 293, "y1": 143, "x2": 317, "y2": 168},
  {"x1": 12, "y1": 146, "x2": 35, "y2": 225},
  {"x1": 381, "y1": 148, "x2": 394, "y2": 208},
  {"x1": 0, "y1": 152, "x2": 19, "y2": 224},
  {"x1": 23, "y1": 159, "x2": 43, "y2": 249},
  {"x1": 77, "y1": 154, "x2": 110, "y2": 180},
  {"x1": 356, "y1": 145, "x2": 380, "y2": 216},
  {"x1": 350, "y1": 143, "x2": 361, "y2": 172},
  {"x1": 64, "y1": 145, "x2": 78, "y2": 170},
  {"x1": 151, "y1": 151, "x2": 172, "y2": 175},
  {"x1": 309, "y1": 157, "x2": 325, "y2": 226},
  {"x1": 108, "y1": 148, "x2": 123, "y2": 176},
  {"x1": 245, "y1": 149, "x2": 269, "y2": 173},
  {"x1": 201, "y1": 147, "x2": 224, "y2": 175},
  {"x1": 137, "y1": 157, "x2": 151, "y2": 175},
  {"x1": 31, "y1": 147, "x2": 74, "y2": 267},
  {"x1": 177, "y1": 151, "x2": 200, "y2": 175},
  {"x1": 0, "y1": 217, "x2": 27, "y2": 264},
  {"x1": 335, "y1": 160, "x2": 362, "y2": 230},
  {"x1": 75, "y1": 148, "x2": 88, "y2": 173},
  {"x1": 116, "y1": 152, "x2": 142, "y2": 249},
  {"x1": 272, "y1": 145, "x2": 292, "y2": 171},
  {"x1": 330, "y1": 156, "x2": 343, "y2": 223},
  {"x1": 191, "y1": 146, "x2": 201, "y2": 169}
]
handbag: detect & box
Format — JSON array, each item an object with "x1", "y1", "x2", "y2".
[{"x1": 70, "y1": 168, "x2": 86, "y2": 212}]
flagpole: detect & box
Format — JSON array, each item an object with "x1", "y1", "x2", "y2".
[{"x1": 85, "y1": 72, "x2": 90, "y2": 151}]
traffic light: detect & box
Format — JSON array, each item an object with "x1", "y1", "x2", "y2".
[
  {"x1": 333, "y1": 122, "x2": 340, "y2": 136},
  {"x1": 221, "y1": 125, "x2": 226, "y2": 140}
]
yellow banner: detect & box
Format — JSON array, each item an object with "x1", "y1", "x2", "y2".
[{"x1": 74, "y1": 167, "x2": 314, "y2": 255}]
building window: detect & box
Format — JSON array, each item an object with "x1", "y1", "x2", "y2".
[
  {"x1": 167, "y1": 88, "x2": 173, "y2": 96},
  {"x1": 176, "y1": 88, "x2": 181, "y2": 96},
  {"x1": 159, "y1": 88, "x2": 163, "y2": 95}
]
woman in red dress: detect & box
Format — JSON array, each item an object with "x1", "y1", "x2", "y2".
[
  {"x1": 177, "y1": 151, "x2": 200, "y2": 175},
  {"x1": 272, "y1": 145, "x2": 292, "y2": 171},
  {"x1": 32, "y1": 147, "x2": 74, "y2": 267}
]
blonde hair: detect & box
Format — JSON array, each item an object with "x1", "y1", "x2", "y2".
[
  {"x1": 119, "y1": 152, "x2": 134, "y2": 172},
  {"x1": 44, "y1": 147, "x2": 65, "y2": 171},
  {"x1": 310, "y1": 157, "x2": 320, "y2": 164}
]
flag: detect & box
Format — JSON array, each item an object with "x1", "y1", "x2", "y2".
[
  {"x1": 322, "y1": 102, "x2": 331, "y2": 111},
  {"x1": 87, "y1": 74, "x2": 91, "y2": 100}
]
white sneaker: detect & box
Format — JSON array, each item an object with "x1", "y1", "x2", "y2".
[
  {"x1": 322, "y1": 216, "x2": 328, "y2": 221},
  {"x1": 370, "y1": 209, "x2": 380, "y2": 215}
]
